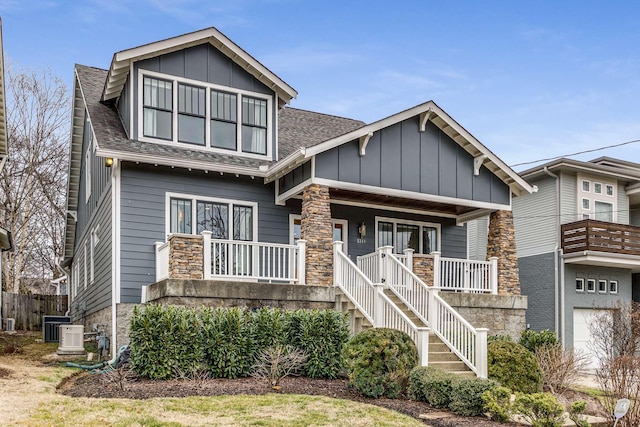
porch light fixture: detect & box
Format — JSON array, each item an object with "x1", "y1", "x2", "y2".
[
  {"x1": 105, "y1": 157, "x2": 114, "y2": 167},
  {"x1": 358, "y1": 222, "x2": 366, "y2": 238}
]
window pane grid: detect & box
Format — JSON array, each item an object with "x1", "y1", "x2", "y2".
[
  {"x1": 170, "y1": 198, "x2": 192, "y2": 234},
  {"x1": 233, "y1": 206, "x2": 253, "y2": 241}
]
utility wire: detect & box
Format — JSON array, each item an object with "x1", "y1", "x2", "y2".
[{"x1": 510, "y1": 139, "x2": 640, "y2": 168}]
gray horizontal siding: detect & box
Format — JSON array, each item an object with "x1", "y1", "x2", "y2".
[
  {"x1": 314, "y1": 119, "x2": 510, "y2": 205},
  {"x1": 513, "y1": 176, "x2": 558, "y2": 257},
  {"x1": 119, "y1": 163, "x2": 297, "y2": 303},
  {"x1": 71, "y1": 186, "x2": 112, "y2": 320},
  {"x1": 559, "y1": 170, "x2": 577, "y2": 224}
]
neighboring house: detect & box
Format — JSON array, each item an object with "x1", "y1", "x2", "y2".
[
  {"x1": 474, "y1": 157, "x2": 640, "y2": 367},
  {"x1": 63, "y1": 27, "x2": 534, "y2": 375}
]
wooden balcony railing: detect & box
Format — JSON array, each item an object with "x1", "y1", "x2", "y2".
[{"x1": 561, "y1": 219, "x2": 640, "y2": 256}]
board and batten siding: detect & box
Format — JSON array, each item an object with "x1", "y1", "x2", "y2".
[
  {"x1": 131, "y1": 43, "x2": 277, "y2": 158},
  {"x1": 314, "y1": 119, "x2": 510, "y2": 205},
  {"x1": 119, "y1": 163, "x2": 296, "y2": 303},
  {"x1": 117, "y1": 76, "x2": 130, "y2": 137},
  {"x1": 513, "y1": 176, "x2": 558, "y2": 258}
]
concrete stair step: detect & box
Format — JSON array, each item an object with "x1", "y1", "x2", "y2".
[
  {"x1": 429, "y1": 360, "x2": 469, "y2": 371},
  {"x1": 429, "y1": 351, "x2": 461, "y2": 362}
]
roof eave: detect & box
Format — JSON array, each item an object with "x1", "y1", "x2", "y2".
[{"x1": 101, "y1": 27, "x2": 297, "y2": 105}]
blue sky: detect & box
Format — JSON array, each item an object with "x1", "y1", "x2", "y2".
[{"x1": 1, "y1": 0, "x2": 639, "y2": 171}]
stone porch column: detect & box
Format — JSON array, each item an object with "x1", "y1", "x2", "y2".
[
  {"x1": 168, "y1": 234, "x2": 204, "y2": 279},
  {"x1": 301, "y1": 184, "x2": 333, "y2": 286},
  {"x1": 486, "y1": 210, "x2": 520, "y2": 295}
]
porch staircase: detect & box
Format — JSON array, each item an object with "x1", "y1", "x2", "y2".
[
  {"x1": 333, "y1": 242, "x2": 487, "y2": 378},
  {"x1": 335, "y1": 287, "x2": 474, "y2": 376}
]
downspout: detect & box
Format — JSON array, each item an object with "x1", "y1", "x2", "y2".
[{"x1": 543, "y1": 166, "x2": 563, "y2": 343}]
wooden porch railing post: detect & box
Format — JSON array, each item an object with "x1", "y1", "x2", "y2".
[
  {"x1": 202, "y1": 231, "x2": 212, "y2": 280},
  {"x1": 403, "y1": 248, "x2": 414, "y2": 271},
  {"x1": 432, "y1": 251, "x2": 441, "y2": 288},
  {"x1": 489, "y1": 256, "x2": 498, "y2": 294},
  {"x1": 416, "y1": 327, "x2": 430, "y2": 366},
  {"x1": 333, "y1": 241, "x2": 343, "y2": 287},
  {"x1": 373, "y1": 283, "x2": 385, "y2": 328},
  {"x1": 476, "y1": 327, "x2": 489, "y2": 378},
  {"x1": 297, "y1": 239, "x2": 307, "y2": 284},
  {"x1": 154, "y1": 242, "x2": 164, "y2": 281}
]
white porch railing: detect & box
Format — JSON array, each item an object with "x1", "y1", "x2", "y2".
[
  {"x1": 437, "y1": 253, "x2": 498, "y2": 294},
  {"x1": 154, "y1": 232, "x2": 306, "y2": 284}
]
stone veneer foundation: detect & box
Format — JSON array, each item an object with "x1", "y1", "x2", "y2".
[
  {"x1": 301, "y1": 184, "x2": 333, "y2": 286},
  {"x1": 487, "y1": 210, "x2": 520, "y2": 295},
  {"x1": 413, "y1": 255, "x2": 435, "y2": 286}
]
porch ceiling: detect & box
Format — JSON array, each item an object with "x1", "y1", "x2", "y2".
[{"x1": 328, "y1": 188, "x2": 477, "y2": 217}]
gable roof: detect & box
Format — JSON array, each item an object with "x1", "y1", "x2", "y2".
[
  {"x1": 102, "y1": 27, "x2": 297, "y2": 106},
  {"x1": 0, "y1": 17, "x2": 7, "y2": 163},
  {"x1": 267, "y1": 101, "x2": 535, "y2": 197}
]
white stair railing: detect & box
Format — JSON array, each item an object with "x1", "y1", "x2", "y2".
[{"x1": 438, "y1": 254, "x2": 498, "y2": 293}]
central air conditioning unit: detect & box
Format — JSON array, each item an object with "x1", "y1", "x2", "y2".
[
  {"x1": 5, "y1": 318, "x2": 15, "y2": 332},
  {"x1": 56, "y1": 325, "x2": 85, "y2": 355}
]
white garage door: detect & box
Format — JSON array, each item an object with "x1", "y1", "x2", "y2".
[{"x1": 573, "y1": 308, "x2": 609, "y2": 371}]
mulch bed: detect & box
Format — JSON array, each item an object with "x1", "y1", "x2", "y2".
[{"x1": 58, "y1": 372, "x2": 518, "y2": 426}]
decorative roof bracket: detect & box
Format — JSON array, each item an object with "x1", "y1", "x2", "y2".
[
  {"x1": 419, "y1": 108, "x2": 434, "y2": 132},
  {"x1": 474, "y1": 154, "x2": 488, "y2": 176},
  {"x1": 359, "y1": 132, "x2": 374, "y2": 156}
]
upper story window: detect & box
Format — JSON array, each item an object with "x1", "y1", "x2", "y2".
[
  {"x1": 376, "y1": 217, "x2": 440, "y2": 255},
  {"x1": 577, "y1": 174, "x2": 616, "y2": 222},
  {"x1": 140, "y1": 71, "x2": 272, "y2": 158}
]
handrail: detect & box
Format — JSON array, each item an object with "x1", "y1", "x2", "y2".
[
  {"x1": 439, "y1": 257, "x2": 495, "y2": 293},
  {"x1": 334, "y1": 248, "x2": 376, "y2": 325}
]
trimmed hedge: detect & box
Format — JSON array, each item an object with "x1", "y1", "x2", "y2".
[
  {"x1": 342, "y1": 328, "x2": 418, "y2": 398},
  {"x1": 449, "y1": 377, "x2": 499, "y2": 416},
  {"x1": 129, "y1": 305, "x2": 349, "y2": 380}
]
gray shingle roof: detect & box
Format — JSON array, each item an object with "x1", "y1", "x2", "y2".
[{"x1": 75, "y1": 65, "x2": 364, "y2": 170}]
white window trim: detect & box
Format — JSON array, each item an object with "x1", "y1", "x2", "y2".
[
  {"x1": 586, "y1": 278, "x2": 596, "y2": 293},
  {"x1": 610, "y1": 280, "x2": 618, "y2": 294},
  {"x1": 165, "y1": 192, "x2": 258, "y2": 240},
  {"x1": 374, "y1": 216, "x2": 441, "y2": 254},
  {"x1": 582, "y1": 180, "x2": 590, "y2": 192},
  {"x1": 83, "y1": 241, "x2": 87, "y2": 290},
  {"x1": 575, "y1": 278, "x2": 584, "y2": 292},
  {"x1": 594, "y1": 182, "x2": 602, "y2": 194},
  {"x1": 577, "y1": 173, "x2": 617, "y2": 222},
  {"x1": 90, "y1": 225, "x2": 100, "y2": 285},
  {"x1": 598, "y1": 279, "x2": 607, "y2": 294},
  {"x1": 137, "y1": 69, "x2": 273, "y2": 160},
  {"x1": 289, "y1": 214, "x2": 348, "y2": 253},
  {"x1": 85, "y1": 141, "x2": 92, "y2": 203}
]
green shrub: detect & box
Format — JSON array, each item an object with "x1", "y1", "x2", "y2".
[
  {"x1": 129, "y1": 304, "x2": 203, "y2": 380},
  {"x1": 569, "y1": 401, "x2": 590, "y2": 427},
  {"x1": 519, "y1": 329, "x2": 559, "y2": 354},
  {"x1": 342, "y1": 328, "x2": 418, "y2": 398},
  {"x1": 512, "y1": 392, "x2": 566, "y2": 427},
  {"x1": 488, "y1": 340, "x2": 543, "y2": 393},
  {"x1": 201, "y1": 307, "x2": 254, "y2": 378},
  {"x1": 251, "y1": 307, "x2": 286, "y2": 350},
  {"x1": 285, "y1": 309, "x2": 349, "y2": 379},
  {"x1": 449, "y1": 377, "x2": 499, "y2": 416},
  {"x1": 408, "y1": 366, "x2": 454, "y2": 408},
  {"x1": 488, "y1": 334, "x2": 513, "y2": 342},
  {"x1": 482, "y1": 386, "x2": 513, "y2": 422}
]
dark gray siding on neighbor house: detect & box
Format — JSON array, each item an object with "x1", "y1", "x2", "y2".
[
  {"x1": 563, "y1": 264, "x2": 632, "y2": 348},
  {"x1": 314, "y1": 119, "x2": 510, "y2": 205},
  {"x1": 119, "y1": 163, "x2": 297, "y2": 302},
  {"x1": 278, "y1": 161, "x2": 312, "y2": 194},
  {"x1": 519, "y1": 252, "x2": 557, "y2": 332},
  {"x1": 131, "y1": 44, "x2": 277, "y2": 155},
  {"x1": 117, "y1": 76, "x2": 130, "y2": 137}
]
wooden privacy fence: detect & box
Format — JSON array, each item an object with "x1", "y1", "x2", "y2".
[{"x1": 2, "y1": 292, "x2": 69, "y2": 330}]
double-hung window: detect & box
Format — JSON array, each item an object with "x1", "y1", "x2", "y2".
[
  {"x1": 140, "y1": 71, "x2": 272, "y2": 157},
  {"x1": 376, "y1": 218, "x2": 439, "y2": 254},
  {"x1": 143, "y1": 77, "x2": 173, "y2": 140}
]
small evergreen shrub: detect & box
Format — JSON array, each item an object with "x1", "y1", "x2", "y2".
[
  {"x1": 568, "y1": 401, "x2": 590, "y2": 427},
  {"x1": 520, "y1": 329, "x2": 559, "y2": 354},
  {"x1": 512, "y1": 392, "x2": 566, "y2": 427},
  {"x1": 285, "y1": 309, "x2": 349, "y2": 379},
  {"x1": 201, "y1": 307, "x2": 254, "y2": 378},
  {"x1": 482, "y1": 386, "x2": 513, "y2": 422},
  {"x1": 408, "y1": 366, "x2": 454, "y2": 408},
  {"x1": 449, "y1": 377, "x2": 499, "y2": 416},
  {"x1": 488, "y1": 340, "x2": 543, "y2": 393},
  {"x1": 342, "y1": 328, "x2": 419, "y2": 398},
  {"x1": 488, "y1": 334, "x2": 513, "y2": 342}
]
